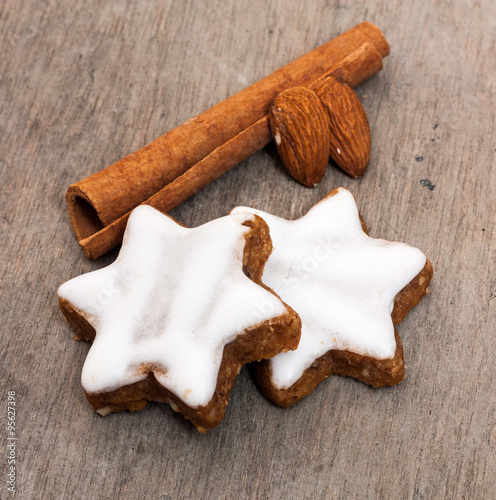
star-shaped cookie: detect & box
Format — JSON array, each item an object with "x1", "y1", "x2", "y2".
[
  {"x1": 231, "y1": 188, "x2": 433, "y2": 407},
  {"x1": 58, "y1": 206, "x2": 301, "y2": 431}
]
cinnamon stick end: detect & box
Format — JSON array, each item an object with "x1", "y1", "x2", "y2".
[
  {"x1": 66, "y1": 186, "x2": 105, "y2": 242},
  {"x1": 358, "y1": 21, "x2": 390, "y2": 58}
]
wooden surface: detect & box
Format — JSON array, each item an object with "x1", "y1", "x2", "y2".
[{"x1": 1, "y1": 1, "x2": 495, "y2": 499}]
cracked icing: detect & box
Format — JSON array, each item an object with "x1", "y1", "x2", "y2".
[
  {"x1": 58, "y1": 206, "x2": 287, "y2": 407},
  {"x1": 231, "y1": 188, "x2": 426, "y2": 390}
]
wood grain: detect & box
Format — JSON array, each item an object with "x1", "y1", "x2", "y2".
[{"x1": 1, "y1": 1, "x2": 495, "y2": 499}]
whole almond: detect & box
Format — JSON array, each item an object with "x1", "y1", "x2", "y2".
[
  {"x1": 269, "y1": 87, "x2": 330, "y2": 187},
  {"x1": 313, "y1": 76, "x2": 371, "y2": 177}
]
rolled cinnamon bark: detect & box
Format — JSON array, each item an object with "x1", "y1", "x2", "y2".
[
  {"x1": 66, "y1": 22, "x2": 389, "y2": 243},
  {"x1": 79, "y1": 42, "x2": 384, "y2": 259}
]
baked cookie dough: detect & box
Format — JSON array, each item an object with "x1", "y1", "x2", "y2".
[
  {"x1": 231, "y1": 187, "x2": 433, "y2": 407},
  {"x1": 59, "y1": 206, "x2": 301, "y2": 431}
]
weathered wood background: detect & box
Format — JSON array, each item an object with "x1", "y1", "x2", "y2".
[{"x1": 1, "y1": 1, "x2": 495, "y2": 498}]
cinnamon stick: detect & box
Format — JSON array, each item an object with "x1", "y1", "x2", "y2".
[
  {"x1": 66, "y1": 22, "x2": 389, "y2": 244},
  {"x1": 79, "y1": 41, "x2": 384, "y2": 259}
]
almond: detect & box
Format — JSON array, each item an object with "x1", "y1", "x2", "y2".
[
  {"x1": 269, "y1": 87, "x2": 330, "y2": 187},
  {"x1": 313, "y1": 76, "x2": 371, "y2": 177}
]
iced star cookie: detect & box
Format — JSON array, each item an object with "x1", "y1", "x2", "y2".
[
  {"x1": 58, "y1": 206, "x2": 301, "y2": 432},
  {"x1": 231, "y1": 188, "x2": 433, "y2": 407}
]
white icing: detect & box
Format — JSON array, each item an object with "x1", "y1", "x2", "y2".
[
  {"x1": 231, "y1": 188, "x2": 427, "y2": 390},
  {"x1": 58, "y1": 206, "x2": 288, "y2": 407}
]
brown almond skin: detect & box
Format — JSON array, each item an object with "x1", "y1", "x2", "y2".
[
  {"x1": 313, "y1": 76, "x2": 371, "y2": 177},
  {"x1": 269, "y1": 87, "x2": 331, "y2": 187}
]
